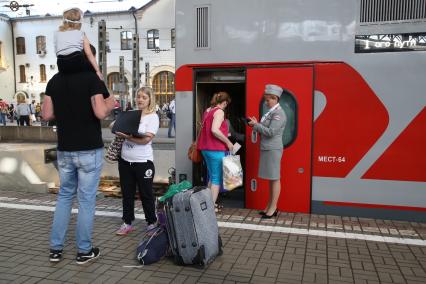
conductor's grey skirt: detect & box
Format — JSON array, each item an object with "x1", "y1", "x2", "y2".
[{"x1": 258, "y1": 149, "x2": 283, "y2": 180}]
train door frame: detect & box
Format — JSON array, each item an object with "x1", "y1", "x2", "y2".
[{"x1": 192, "y1": 68, "x2": 247, "y2": 207}]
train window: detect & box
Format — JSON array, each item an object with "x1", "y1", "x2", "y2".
[{"x1": 259, "y1": 90, "x2": 297, "y2": 147}]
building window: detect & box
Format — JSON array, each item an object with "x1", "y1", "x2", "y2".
[
  {"x1": 171, "y1": 28, "x2": 176, "y2": 48},
  {"x1": 152, "y1": 71, "x2": 175, "y2": 106},
  {"x1": 36, "y1": 36, "x2": 46, "y2": 54},
  {"x1": 19, "y1": 65, "x2": 26, "y2": 82},
  {"x1": 16, "y1": 37, "x2": 26, "y2": 55},
  {"x1": 107, "y1": 72, "x2": 129, "y2": 95},
  {"x1": 120, "y1": 31, "x2": 132, "y2": 50},
  {"x1": 147, "y1": 29, "x2": 159, "y2": 49},
  {"x1": 40, "y1": 64, "x2": 46, "y2": 82}
]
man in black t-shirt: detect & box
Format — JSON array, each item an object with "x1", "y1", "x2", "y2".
[{"x1": 42, "y1": 65, "x2": 114, "y2": 264}]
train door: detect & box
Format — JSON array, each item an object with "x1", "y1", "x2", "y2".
[{"x1": 245, "y1": 66, "x2": 314, "y2": 213}]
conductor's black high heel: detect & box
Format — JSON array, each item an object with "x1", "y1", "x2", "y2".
[{"x1": 260, "y1": 210, "x2": 278, "y2": 219}]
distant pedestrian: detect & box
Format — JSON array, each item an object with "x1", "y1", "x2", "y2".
[
  {"x1": 168, "y1": 98, "x2": 176, "y2": 138},
  {"x1": 43, "y1": 45, "x2": 114, "y2": 265},
  {"x1": 125, "y1": 101, "x2": 133, "y2": 111},
  {"x1": 0, "y1": 99, "x2": 8, "y2": 126},
  {"x1": 16, "y1": 99, "x2": 31, "y2": 126},
  {"x1": 30, "y1": 100, "x2": 36, "y2": 124},
  {"x1": 35, "y1": 103, "x2": 42, "y2": 121},
  {"x1": 8, "y1": 103, "x2": 15, "y2": 123}
]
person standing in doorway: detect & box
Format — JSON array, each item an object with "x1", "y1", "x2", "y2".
[
  {"x1": 248, "y1": 84, "x2": 287, "y2": 219},
  {"x1": 197, "y1": 92, "x2": 233, "y2": 211},
  {"x1": 168, "y1": 97, "x2": 176, "y2": 138},
  {"x1": 42, "y1": 46, "x2": 114, "y2": 264}
]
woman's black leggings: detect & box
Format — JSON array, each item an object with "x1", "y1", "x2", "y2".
[{"x1": 118, "y1": 158, "x2": 157, "y2": 225}]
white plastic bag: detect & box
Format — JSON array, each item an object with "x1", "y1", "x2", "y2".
[{"x1": 223, "y1": 155, "x2": 243, "y2": 191}]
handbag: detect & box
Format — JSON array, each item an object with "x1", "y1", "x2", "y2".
[
  {"x1": 187, "y1": 121, "x2": 203, "y2": 163},
  {"x1": 105, "y1": 136, "x2": 125, "y2": 163},
  {"x1": 136, "y1": 225, "x2": 169, "y2": 265},
  {"x1": 188, "y1": 142, "x2": 202, "y2": 163}
]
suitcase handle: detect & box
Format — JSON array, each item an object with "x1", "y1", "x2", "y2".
[{"x1": 193, "y1": 186, "x2": 205, "y2": 193}]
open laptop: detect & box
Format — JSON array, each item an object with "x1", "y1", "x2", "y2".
[{"x1": 111, "y1": 110, "x2": 145, "y2": 137}]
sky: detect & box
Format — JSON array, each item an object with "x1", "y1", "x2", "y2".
[{"x1": 0, "y1": 0, "x2": 150, "y2": 17}]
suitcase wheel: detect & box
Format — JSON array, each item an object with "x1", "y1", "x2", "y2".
[
  {"x1": 218, "y1": 235, "x2": 223, "y2": 256},
  {"x1": 193, "y1": 245, "x2": 206, "y2": 267}
]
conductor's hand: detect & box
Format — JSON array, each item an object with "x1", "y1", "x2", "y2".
[{"x1": 247, "y1": 116, "x2": 257, "y2": 126}]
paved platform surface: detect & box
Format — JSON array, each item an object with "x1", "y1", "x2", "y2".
[{"x1": 0, "y1": 191, "x2": 425, "y2": 284}]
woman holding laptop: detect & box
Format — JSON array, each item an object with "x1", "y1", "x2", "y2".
[{"x1": 114, "y1": 87, "x2": 159, "y2": 235}]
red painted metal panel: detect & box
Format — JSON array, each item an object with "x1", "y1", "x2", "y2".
[
  {"x1": 245, "y1": 67, "x2": 314, "y2": 213},
  {"x1": 175, "y1": 66, "x2": 193, "y2": 92},
  {"x1": 363, "y1": 107, "x2": 426, "y2": 182},
  {"x1": 313, "y1": 63, "x2": 389, "y2": 178}
]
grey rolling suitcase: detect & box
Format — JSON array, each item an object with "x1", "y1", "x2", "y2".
[{"x1": 164, "y1": 186, "x2": 223, "y2": 267}]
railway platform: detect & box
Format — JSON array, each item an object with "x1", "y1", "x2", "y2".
[{"x1": 0, "y1": 190, "x2": 425, "y2": 284}]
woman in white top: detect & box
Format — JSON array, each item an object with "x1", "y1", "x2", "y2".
[
  {"x1": 115, "y1": 87, "x2": 160, "y2": 235},
  {"x1": 55, "y1": 7, "x2": 103, "y2": 80}
]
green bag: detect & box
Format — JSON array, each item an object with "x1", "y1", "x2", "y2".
[{"x1": 159, "y1": 180, "x2": 192, "y2": 202}]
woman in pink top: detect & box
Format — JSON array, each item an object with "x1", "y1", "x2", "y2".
[{"x1": 198, "y1": 92, "x2": 234, "y2": 209}]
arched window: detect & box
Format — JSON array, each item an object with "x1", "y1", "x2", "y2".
[
  {"x1": 16, "y1": 37, "x2": 26, "y2": 54},
  {"x1": 147, "y1": 29, "x2": 159, "y2": 49},
  {"x1": 40, "y1": 64, "x2": 46, "y2": 82},
  {"x1": 152, "y1": 71, "x2": 175, "y2": 106},
  {"x1": 19, "y1": 65, "x2": 26, "y2": 82},
  {"x1": 36, "y1": 36, "x2": 46, "y2": 54},
  {"x1": 107, "y1": 72, "x2": 129, "y2": 95},
  {"x1": 120, "y1": 31, "x2": 132, "y2": 50}
]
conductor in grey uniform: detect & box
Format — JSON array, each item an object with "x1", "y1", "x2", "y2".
[{"x1": 248, "y1": 84, "x2": 287, "y2": 219}]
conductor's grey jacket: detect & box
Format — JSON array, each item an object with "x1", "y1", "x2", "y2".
[{"x1": 253, "y1": 105, "x2": 287, "y2": 150}]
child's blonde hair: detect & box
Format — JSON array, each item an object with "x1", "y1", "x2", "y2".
[
  {"x1": 137, "y1": 87, "x2": 156, "y2": 114},
  {"x1": 59, "y1": 8, "x2": 82, "y2": 31}
]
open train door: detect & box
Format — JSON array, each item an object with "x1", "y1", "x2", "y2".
[{"x1": 245, "y1": 66, "x2": 314, "y2": 213}]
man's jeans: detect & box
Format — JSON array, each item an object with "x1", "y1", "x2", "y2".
[
  {"x1": 50, "y1": 148, "x2": 104, "y2": 253},
  {"x1": 168, "y1": 113, "x2": 176, "y2": 137}
]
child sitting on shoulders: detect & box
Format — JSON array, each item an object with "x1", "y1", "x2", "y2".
[{"x1": 55, "y1": 7, "x2": 103, "y2": 80}]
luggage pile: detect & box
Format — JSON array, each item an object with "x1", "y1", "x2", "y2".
[{"x1": 136, "y1": 182, "x2": 223, "y2": 268}]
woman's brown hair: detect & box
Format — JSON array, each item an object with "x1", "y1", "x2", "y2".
[
  {"x1": 59, "y1": 8, "x2": 82, "y2": 31},
  {"x1": 210, "y1": 91, "x2": 231, "y2": 107}
]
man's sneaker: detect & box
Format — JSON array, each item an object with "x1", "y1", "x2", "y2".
[
  {"x1": 76, "y1": 247, "x2": 100, "y2": 265},
  {"x1": 116, "y1": 223, "x2": 135, "y2": 235},
  {"x1": 49, "y1": 249, "x2": 62, "y2": 263}
]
